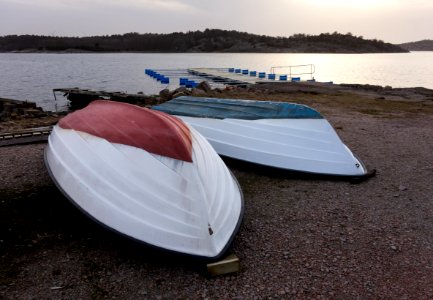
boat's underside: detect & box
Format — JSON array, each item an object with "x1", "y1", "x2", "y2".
[
  {"x1": 153, "y1": 96, "x2": 368, "y2": 177},
  {"x1": 45, "y1": 101, "x2": 244, "y2": 260},
  {"x1": 178, "y1": 116, "x2": 367, "y2": 176}
]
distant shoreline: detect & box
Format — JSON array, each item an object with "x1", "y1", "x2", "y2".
[{"x1": 0, "y1": 49, "x2": 421, "y2": 54}]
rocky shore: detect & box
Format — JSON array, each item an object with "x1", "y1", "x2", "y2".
[{"x1": 1, "y1": 82, "x2": 433, "y2": 298}]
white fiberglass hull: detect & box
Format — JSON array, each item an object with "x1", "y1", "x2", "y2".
[
  {"x1": 44, "y1": 102, "x2": 243, "y2": 260},
  {"x1": 178, "y1": 116, "x2": 367, "y2": 177}
]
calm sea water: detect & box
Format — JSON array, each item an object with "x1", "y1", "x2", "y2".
[{"x1": 0, "y1": 52, "x2": 432, "y2": 111}]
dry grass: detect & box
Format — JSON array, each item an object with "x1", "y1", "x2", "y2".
[{"x1": 215, "y1": 89, "x2": 433, "y2": 119}]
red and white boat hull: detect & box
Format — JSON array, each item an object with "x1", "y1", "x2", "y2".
[{"x1": 45, "y1": 101, "x2": 243, "y2": 259}]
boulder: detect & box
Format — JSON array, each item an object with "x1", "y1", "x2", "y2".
[
  {"x1": 172, "y1": 92, "x2": 187, "y2": 99},
  {"x1": 159, "y1": 89, "x2": 171, "y2": 101},
  {"x1": 172, "y1": 86, "x2": 188, "y2": 94},
  {"x1": 170, "y1": 86, "x2": 190, "y2": 99},
  {"x1": 191, "y1": 88, "x2": 206, "y2": 96},
  {"x1": 196, "y1": 81, "x2": 212, "y2": 93}
]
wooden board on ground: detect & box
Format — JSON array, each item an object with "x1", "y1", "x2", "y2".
[{"x1": 206, "y1": 253, "x2": 240, "y2": 276}]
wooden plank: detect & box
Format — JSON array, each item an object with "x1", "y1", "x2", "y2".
[
  {"x1": 0, "y1": 135, "x2": 49, "y2": 147},
  {"x1": 206, "y1": 253, "x2": 240, "y2": 276},
  {"x1": 0, "y1": 126, "x2": 52, "y2": 147}
]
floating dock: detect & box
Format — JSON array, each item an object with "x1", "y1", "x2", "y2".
[
  {"x1": 144, "y1": 64, "x2": 315, "y2": 88},
  {"x1": 187, "y1": 68, "x2": 253, "y2": 86},
  {"x1": 188, "y1": 68, "x2": 267, "y2": 85},
  {"x1": 186, "y1": 64, "x2": 315, "y2": 86}
]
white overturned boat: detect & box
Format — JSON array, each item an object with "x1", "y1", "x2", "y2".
[
  {"x1": 45, "y1": 100, "x2": 243, "y2": 260},
  {"x1": 153, "y1": 96, "x2": 370, "y2": 177}
]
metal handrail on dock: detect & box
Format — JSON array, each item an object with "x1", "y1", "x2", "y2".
[{"x1": 270, "y1": 64, "x2": 315, "y2": 80}]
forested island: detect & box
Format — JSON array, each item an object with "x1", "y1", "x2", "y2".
[
  {"x1": 399, "y1": 39, "x2": 433, "y2": 51},
  {"x1": 0, "y1": 29, "x2": 408, "y2": 53}
]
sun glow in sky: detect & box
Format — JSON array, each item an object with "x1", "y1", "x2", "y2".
[
  {"x1": 1, "y1": 0, "x2": 432, "y2": 43},
  {"x1": 306, "y1": 0, "x2": 396, "y2": 8}
]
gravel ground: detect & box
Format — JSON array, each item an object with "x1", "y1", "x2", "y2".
[{"x1": 1, "y1": 89, "x2": 433, "y2": 299}]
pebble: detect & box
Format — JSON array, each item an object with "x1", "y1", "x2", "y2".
[{"x1": 399, "y1": 185, "x2": 408, "y2": 191}]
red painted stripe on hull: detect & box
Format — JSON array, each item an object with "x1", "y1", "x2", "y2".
[{"x1": 59, "y1": 100, "x2": 193, "y2": 162}]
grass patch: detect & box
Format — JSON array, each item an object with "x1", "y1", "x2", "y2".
[{"x1": 219, "y1": 89, "x2": 433, "y2": 114}]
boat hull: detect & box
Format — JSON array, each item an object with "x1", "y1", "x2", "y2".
[
  {"x1": 178, "y1": 116, "x2": 366, "y2": 176},
  {"x1": 153, "y1": 96, "x2": 368, "y2": 177},
  {"x1": 45, "y1": 101, "x2": 243, "y2": 260}
]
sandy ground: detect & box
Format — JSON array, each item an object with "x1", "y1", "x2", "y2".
[{"x1": 1, "y1": 86, "x2": 433, "y2": 299}]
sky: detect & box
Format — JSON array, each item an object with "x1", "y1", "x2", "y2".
[{"x1": 1, "y1": 0, "x2": 432, "y2": 44}]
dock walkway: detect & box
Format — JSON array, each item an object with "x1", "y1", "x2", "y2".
[
  {"x1": 187, "y1": 66, "x2": 311, "y2": 86},
  {"x1": 188, "y1": 68, "x2": 269, "y2": 85}
]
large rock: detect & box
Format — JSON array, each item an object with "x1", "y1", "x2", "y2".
[
  {"x1": 191, "y1": 88, "x2": 206, "y2": 96},
  {"x1": 172, "y1": 86, "x2": 188, "y2": 95},
  {"x1": 159, "y1": 89, "x2": 172, "y2": 101},
  {"x1": 196, "y1": 81, "x2": 212, "y2": 93},
  {"x1": 170, "y1": 86, "x2": 190, "y2": 99},
  {"x1": 172, "y1": 92, "x2": 187, "y2": 99}
]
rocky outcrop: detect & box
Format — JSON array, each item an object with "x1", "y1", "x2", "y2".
[
  {"x1": 196, "y1": 81, "x2": 212, "y2": 93},
  {"x1": 155, "y1": 81, "x2": 217, "y2": 103},
  {"x1": 0, "y1": 98, "x2": 47, "y2": 121}
]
